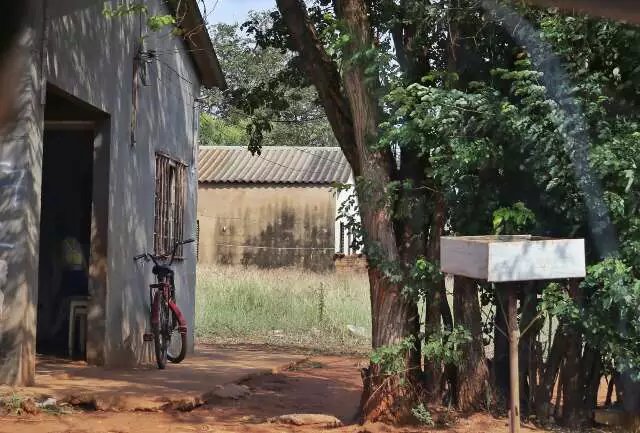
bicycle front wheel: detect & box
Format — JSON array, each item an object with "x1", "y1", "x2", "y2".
[
  {"x1": 152, "y1": 291, "x2": 169, "y2": 369},
  {"x1": 167, "y1": 316, "x2": 187, "y2": 364}
]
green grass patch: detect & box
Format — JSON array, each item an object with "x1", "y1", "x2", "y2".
[{"x1": 195, "y1": 265, "x2": 371, "y2": 352}]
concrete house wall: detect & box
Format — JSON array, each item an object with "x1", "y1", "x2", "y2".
[
  {"x1": 197, "y1": 184, "x2": 336, "y2": 271},
  {"x1": 0, "y1": 0, "x2": 209, "y2": 385}
]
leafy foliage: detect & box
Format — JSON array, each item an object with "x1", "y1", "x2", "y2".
[
  {"x1": 232, "y1": 0, "x2": 640, "y2": 419},
  {"x1": 492, "y1": 202, "x2": 536, "y2": 235},
  {"x1": 411, "y1": 403, "x2": 435, "y2": 426},
  {"x1": 200, "y1": 15, "x2": 336, "y2": 149},
  {"x1": 370, "y1": 336, "x2": 416, "y2": 380},
  {"x1": 422, "y1": 326, "x2": 472, "y2": 366},
  {"x1": 103, "y1": 2, "x2": 178, "y2": 37},
  {"x1": 543, "y1": 259, "x2": 640, "y2": 380}
]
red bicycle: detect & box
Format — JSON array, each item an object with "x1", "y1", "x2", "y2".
[{"x1": 134, "y1": 238, "x2": 194, "y2": 369}]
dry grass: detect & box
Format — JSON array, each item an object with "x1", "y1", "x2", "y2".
[{"x1": 195, "y1": 265, "x2": 371, "y2": 352}]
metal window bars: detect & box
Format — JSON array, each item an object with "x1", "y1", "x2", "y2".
[{"x1": 154, "y1": 153, "x2": 187, "y2": 257}]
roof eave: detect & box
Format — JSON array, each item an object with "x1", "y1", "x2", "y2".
[{"x1": 169, "y1": 0, "x2": 227, "y2": 90}]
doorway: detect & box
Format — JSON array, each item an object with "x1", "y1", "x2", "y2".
[
  {"x1": 36, "y1": 130, "x2": 94, "y2": 357},
  {"x1": 36, "y1": 85, "x2": 107, "y2": 360}
]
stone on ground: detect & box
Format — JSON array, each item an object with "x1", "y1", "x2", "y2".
[
  {"x1": 268, "y1": 413, "x2": 343, "y2": 427},
  {"x1": 202, "y1": 383, "x2": 250, "y2": 403}
]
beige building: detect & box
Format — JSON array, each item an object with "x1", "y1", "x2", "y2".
[{"x1": 197, "y1": 146, "x2": 360, "y2": 272}]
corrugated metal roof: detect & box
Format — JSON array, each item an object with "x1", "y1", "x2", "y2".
[{"x1": 198, "y1": 146, "x2": 352, "y2": 184}]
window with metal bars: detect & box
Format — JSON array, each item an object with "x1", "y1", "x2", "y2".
[{"x1": 154, "y1": 153, "x2": 187, "y2": 258}]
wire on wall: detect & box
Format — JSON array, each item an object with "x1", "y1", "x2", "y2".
[{"x1": 215, "y1": 243, "x2": 335, "y2": 251}]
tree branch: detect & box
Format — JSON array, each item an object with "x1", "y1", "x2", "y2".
[{"x1": 275, "y1": 0, "x2": 360, "y2": 174}]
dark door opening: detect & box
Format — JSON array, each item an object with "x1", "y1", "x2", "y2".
[
  {"x1": 36, "y1": 129, "x2": 94, "y2": 358},
  {"x1": 36, "y1": 85, "x2": 108, "y2": 360}
]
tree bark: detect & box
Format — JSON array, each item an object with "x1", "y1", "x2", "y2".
[
  {"x1": 581, "y1": 346, "x2": 601, "y2": 413},
  {"x1": 519, "y1": 287, "x2": 542, "y2": 416},
  {"x1": 275, "y1": 0, "x2": 360, "y2": 172},
  {"x1": 534, "y1": 323, "x2": 567, "y2": 422},
  {"x1": 275, "y1": 0, "x2": 422, "y2": 422},
  {"x1": 561, "y1": 280, "x2": 584, "y2": 428},
  {"x1": 453, "y1": 276, "x2": 489, "y2": 412},
  {"x1": 423, "y1": 193, "x2": 446, "y2": 402},
  {"x1": 605, "y1": 375, "x2": 615, "y2": 407},
  {"x1": 494, "y1": 285, "x2": 510, "y2": 399}
]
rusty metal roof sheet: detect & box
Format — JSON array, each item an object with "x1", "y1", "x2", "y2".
[{"x1": 198, "y1": 146, "x2": 352, "y2": 184}]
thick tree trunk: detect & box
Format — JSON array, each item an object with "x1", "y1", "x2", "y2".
[
  {"x1": 336, "y1": 0, "x2": 420, "y2": 422},
  {"x1": 361, "y1": 267, "x2": 421, "y2": 422},
  {"x1": 276, "y1": 0, "x2": 423, "y2": 422},
  {"x1": 453, "y1": 276, "x2": 489, "y2": 412}
]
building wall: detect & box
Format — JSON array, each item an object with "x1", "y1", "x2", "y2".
[
  {"x1": 334, "y1": 173, "x2": 362, "y2": 256},
  {"x1": 0, "y1": 0, "x2": 201, "y2": 383},
  {"x1": 197, "y1": 184, "x2": 336, "y2": 271}
]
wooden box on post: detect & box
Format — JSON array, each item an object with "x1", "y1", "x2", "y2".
[
  {"x1": 440, "y1": 235, "x2": 586, "y2": 283},
  {"x1": 440, "y1": 235, "x2": 586, "y2": 433}
]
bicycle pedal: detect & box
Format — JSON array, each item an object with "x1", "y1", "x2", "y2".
[{"x1": 143, "y1": 333, "x2": 154, "y2": 342}]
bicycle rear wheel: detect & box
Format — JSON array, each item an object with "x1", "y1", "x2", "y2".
[{"x1": 152, "y1": 291, "x2": 169, "y2": 369}]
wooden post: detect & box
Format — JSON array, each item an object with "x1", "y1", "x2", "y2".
[{"x1": 508, "y1": 291, "x2": 520, "y2": 433}]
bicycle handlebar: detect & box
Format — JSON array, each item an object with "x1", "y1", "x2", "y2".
[{"x1": 133, "y1": 238, "x2": 195, "y2": 266}]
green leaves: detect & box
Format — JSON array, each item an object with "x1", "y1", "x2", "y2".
[
  {"x1": 202, "y1": 14, "x2": 336, "y2": 150},
  {"x1": 370, "y1": 336, "x2": 416, "y2": 378},
  {"x1": 422, "y1": 326, "x2": 473, "y2": 366},
  {"x1": 492, "y1": 202, "x2": 536, "y2": 235},
  {"x1": 146, "y1": 14, "x2": 176, "y2": 32},
  {"x1": 103, "y1": 2, "x2": 178, "y2": 36},
  {"x1": 102, "y1": 2, "x2": 148, "y2": 19},
  {"x1": 542, "y1": 259, "x2": 640, "y2": 379}
]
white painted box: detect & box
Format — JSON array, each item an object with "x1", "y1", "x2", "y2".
[{"x1": 440, "y1": 235, "x2": 586, "y2": 282}]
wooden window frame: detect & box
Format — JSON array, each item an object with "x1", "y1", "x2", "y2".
[{"x1": 154, "y1": 153, "x2": 187, "y2": 258}]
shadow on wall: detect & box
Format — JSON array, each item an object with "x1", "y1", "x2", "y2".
[
  {"x1": 44, "y1": 0, "x2": 198, "y2": 367},
  {"x1": 240, "y1": 208, "x2": 334, "y2": 272}
]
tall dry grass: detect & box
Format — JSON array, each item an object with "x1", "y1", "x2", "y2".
[{"x1": 195, "y1": 265, "x2": 371, "y2": 351}]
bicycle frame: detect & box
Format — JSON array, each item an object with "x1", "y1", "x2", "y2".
[{"x1": 149, "y1": 281, "x2": 188, "y2": 335}]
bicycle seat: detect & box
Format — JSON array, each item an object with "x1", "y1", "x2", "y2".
[{"x1": 152, "y1": 265, "x2": 173, "y2": 276}]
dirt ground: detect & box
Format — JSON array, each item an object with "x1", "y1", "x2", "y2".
[{"x1": 0, "y1": 345, "x2": 566, "y2": 433}]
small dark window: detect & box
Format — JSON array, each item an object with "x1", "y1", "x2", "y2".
[
  {"x1": 154, "y1": 153, "x2": 187, "y2": 257},
  {"x1": 339, "y1": 222, "x2": 345, "y2": 254}
]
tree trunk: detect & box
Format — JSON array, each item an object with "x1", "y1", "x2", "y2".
[
  {"x1": 581, "y1": 346, "x2": 601, "y2": 413},
  {"x1": 494, "y1": 285, "x2": 510, "y2": 399},
  {"x1": 423, "y1": 194, "x2": 446, "y2": 402},
  {"x1": 534, "y1": 323, "x2": 567, "y2": 422},
  {"x1": 561, "y1": 280, "x2": 584, "y2": 428},
  {"x1": 519, "y1": 287, "x2": 542, "y2": 416},
  {"x1": 336, "y1": 0, "x2": 421, "y2": 422},
  {"x1": 453, "y1": 276, "x2": 489, "y2": 412},
  {"x1": 276, "y1": 0, "x2": 424, "y2": 422},
  {"x1": 605, "y1": 375, "x2": 615, "y2": 407}
]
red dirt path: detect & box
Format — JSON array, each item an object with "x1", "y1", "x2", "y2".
[{"x1": 0, "y1": 348, "x2": 548, "y2": 433}]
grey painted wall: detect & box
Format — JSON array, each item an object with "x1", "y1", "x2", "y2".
[{"x1": 0, "y1": 0, "x2": 201, "y2": 384}]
